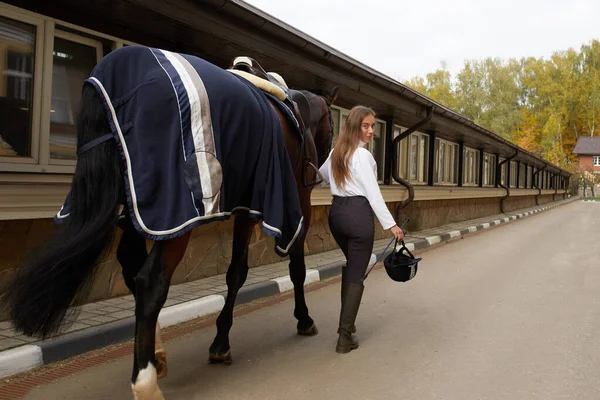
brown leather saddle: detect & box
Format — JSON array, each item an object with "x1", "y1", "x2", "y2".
[{"x1": 230, "y1": 56, "x2": 322, "y2": 188}]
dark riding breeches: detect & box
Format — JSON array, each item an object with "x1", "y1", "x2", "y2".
[{"x1": 328, "y1": 196, "x2": 374, "y2": 285}]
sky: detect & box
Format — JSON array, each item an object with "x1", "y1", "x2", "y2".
[{"x1": 244, "y1": 0, "x2": 600, "y2": 83}]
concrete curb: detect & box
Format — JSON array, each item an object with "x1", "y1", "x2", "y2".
[{"x1": 0, "y1": 197, "x2": 577, "y2": 379}]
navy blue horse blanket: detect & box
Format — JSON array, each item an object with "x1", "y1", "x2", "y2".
[{"x1": 56, "y1": 45, "x2": 304, "y2": 256}]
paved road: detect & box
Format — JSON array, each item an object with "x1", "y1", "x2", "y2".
[{"x1": 23, "y1": 201, "x2": 600, "y2": 400}]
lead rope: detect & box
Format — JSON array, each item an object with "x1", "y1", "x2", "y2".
[{"x1": 363, "y1": 218, "x2": 410, "y2": 281}]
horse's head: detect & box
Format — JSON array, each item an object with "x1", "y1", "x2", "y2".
[
  {"x1": 291, "y1": 87, "x2": 339, "y2": 168},
  {"x1": 316, "y1": 87, "x2": 339, "y2": 167}
]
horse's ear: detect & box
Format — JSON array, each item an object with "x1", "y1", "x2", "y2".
[{"x1": 328, "y1": 86, "x2": 339, "y2": 106}]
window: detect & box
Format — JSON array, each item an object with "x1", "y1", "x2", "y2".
[
  {"x1": 49, "y1": 31, "x2": 102, "y2": 161},
  {"x1": 519, "y1": 164, "x2": 526, "y2": 188},
  {"x1": 330, "y1": 107, "x2": 340, "y2": 145},
  {"x1": 392, "y1": 125, "x2": 407, "y2": 180},
  {"x1": 434, "y1": 138, "x2": 458, "y2": 185},
  {"x1": 527, "y1": 166, "x2": 533, "y2": 188},
  {"x1": 391, "y1": 126, "x2": 429, "y2": 185},
  {"x1": 0, "y1": 4, "x2": 128, "y2": 173},
  {"x1": 0, "y1": 14, "x2": 40, "y2": 160},
  {"x1": 594, "y1": 156, "x2": 600, "y2": 166},
  {"x1": 482, "y1": 153, "x2": 496, "y2": 186},
  {"x1": 499, "y1": 158, "x2": 506, "y2": 186},
  {"x1": 410, "y1": 132, "x2": 429, "y2": 184},
  {"x1": 509, "y1": 161, "x2": 518, "y2": 188},
  {"x1": 372, "y1": 120, "x2": 386, "y2": 180},
  {"x1": 463, "y1": 147, "x2": 480, "y2": 186},
  {"x1": 410, "y1": 135, "x2": 418, "y2": 181}
]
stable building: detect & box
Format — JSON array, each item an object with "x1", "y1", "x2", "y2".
[{"x1": 0, "y1": 0, "x2": 570, "y2": 309}]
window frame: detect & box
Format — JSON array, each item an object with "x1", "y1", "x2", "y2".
[
  {"x1": 46, "y1": 29, "x2": 103, "y2": 166},
  {"x1": 370, "y1": 119, "x2": 386, "y2": 183},
  {"x1": 0, "y1": 7, "x2": 45, "y2": 166},
  {"x1": 0, "y1": 3, "x2": 122, "y2": 173},
  {"x1": 462, "y1": 146, "x2": 480, "y2": 187},
  {"x1": 434, "y1": 137, "x2": 459, "y2": 186},
  {"x1": 499, "y1": 157, "x2": 507, "y2": 186},
  {"x1": 409, "y1": 131, "x2": 429, "y2": 185},
  {"x1": 391, "y1": 126, "x2": 429, "y2": 185},
  {"x1": 518, "y1": 163, "x2": 526, "y2": 188},
  {"x1": 482, "y1": 152, "x2": 496, "y2": 187},
  {"x1": 509, "y1": 160, "x2": 518, "y2": 188}
]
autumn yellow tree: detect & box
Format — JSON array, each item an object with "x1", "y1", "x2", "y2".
[{"x1": 403, "y1": 39, "x2": 600, "y2": 172}]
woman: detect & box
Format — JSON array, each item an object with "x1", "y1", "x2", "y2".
[{"x1": 319, "y1": 105, "x2": 404, "y2": 354}]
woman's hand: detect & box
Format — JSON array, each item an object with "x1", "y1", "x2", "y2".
[{"x1": 390, "y1": 225, "x2": 404, "y2": 242}]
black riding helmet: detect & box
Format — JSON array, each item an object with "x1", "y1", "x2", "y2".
[{"x1": 383, "y1": 240, "x2": 421, "y2": 282}]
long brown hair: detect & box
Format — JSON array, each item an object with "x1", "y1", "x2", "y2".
[{"x1": 331, "y1": 106, "x2": 375, "y2": 187}]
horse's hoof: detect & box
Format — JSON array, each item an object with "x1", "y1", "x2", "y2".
[
  {"x1": 208, "y1": 350, "x2": 232, "y2": 364},
  {"x1": 297, "y1": 323, "x2": 318, "y2": 336},
  {"x1": 155, "y1": 350, "x2": 168, "y2": 379}
]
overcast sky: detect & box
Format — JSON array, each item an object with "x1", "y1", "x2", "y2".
[{"x1": 245, "y1": 0, "x2": 600, "y2": 82}]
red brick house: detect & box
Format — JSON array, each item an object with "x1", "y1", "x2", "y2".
[{"x1": 573, "y1": 137, "x2": 600, "y2": 173}]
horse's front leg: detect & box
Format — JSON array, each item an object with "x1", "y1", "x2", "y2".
[
  {"x1": 118, "y1": 216, "x2": 168, "y2": 379},
  {"x1": 208, "y1": 215, "x2": 257, "y2": 364},
  {"x1": 290, "y1": 195, "x2": 318, "y2": 336},
  {"x1": 130, "y1": 233, "x2": 190, "y2": 400}
]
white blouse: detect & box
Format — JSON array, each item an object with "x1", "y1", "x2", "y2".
[{"x1": 318, "y1": 143, "x2": 397, "y2": 230}]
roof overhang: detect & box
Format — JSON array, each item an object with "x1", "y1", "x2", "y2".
[{"x1": 7, "y1": 0, "x2": 571, "y2": 176}]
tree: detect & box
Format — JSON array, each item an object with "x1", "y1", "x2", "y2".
[
  {"x1": 402, "y1": 39, "x2": 600, "y2": 173},
  {"x1": 513, "y1": 108, "x2": 542, "y2": 155}
]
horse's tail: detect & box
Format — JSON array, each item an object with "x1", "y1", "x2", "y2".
[{"x1": 1, "y1": 84, "x2": 124, "y2": 339}]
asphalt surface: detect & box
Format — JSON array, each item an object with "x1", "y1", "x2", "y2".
[{"x1": 22, "y1": 201, "x2": 600, "y2": 400}]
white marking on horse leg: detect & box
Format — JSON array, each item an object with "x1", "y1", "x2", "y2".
[{"x1": 131, "y1": 364, "x2": 164, "y2": 400}]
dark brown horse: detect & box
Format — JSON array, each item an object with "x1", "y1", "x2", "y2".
[
  {"x1": 208, "y1": 87, "x2": 338, "y2": 364},
  {"x1": 1, "y1": 46, "x2": 338, "y2": 400}
]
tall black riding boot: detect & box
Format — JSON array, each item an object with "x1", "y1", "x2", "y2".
[
  {"x1": 340, "y1": 267, "x2": 356, "y2": 333},
  {"x1": 336, "y1": 282, "x2": 364, "y2": 354}
]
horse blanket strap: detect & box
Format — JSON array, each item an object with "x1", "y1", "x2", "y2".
[
  {"x1": 76, "y1": 133, "x2": 114, "y2": 156},
  {"x1": 56, "y1": 45, "x2": 304, "y2": 257}
]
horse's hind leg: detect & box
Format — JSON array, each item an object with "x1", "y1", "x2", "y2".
[
  {"x1": 290, "y1": 196, "x2": 317, "y2": 336},
  {"x1": 117, "y1": 217, "x2": 167, "y2": 379},
  {"x1": 209, "y1": 215, "x2": 257, "y2": 364},
  {"x1": 130, "y1": 233, "x2": 190, "y2": 400}
]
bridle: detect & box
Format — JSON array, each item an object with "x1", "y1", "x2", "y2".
[{"x1": 317, "y1": 94, "x2": 334, "y2": 163}]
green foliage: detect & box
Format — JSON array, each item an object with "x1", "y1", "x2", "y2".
[{"x1": 403, "y1": 39, "x2": 600, "y2": 172}]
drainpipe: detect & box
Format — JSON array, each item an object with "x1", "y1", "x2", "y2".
[
  {"x1": 533, "y1": 163, "x2": 547, "y2": 205},
  {"x1": 391, "y1": 106, "x2": 434, "y2": 223},
  {"x1": 427, "y1": 129, "x2": 436, "y2": 186},
  {"x1": 499, "y1": 149, "x2": 518, "y2": 213}
]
